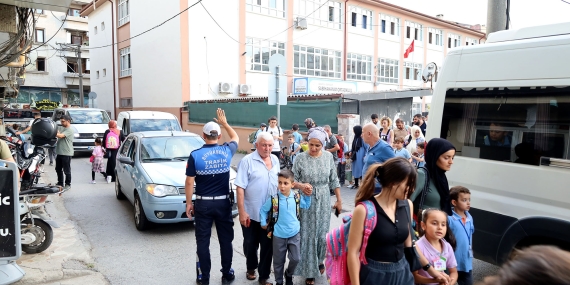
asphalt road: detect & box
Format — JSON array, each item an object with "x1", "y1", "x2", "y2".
[{"x1": 57, "y1": 155, "x2": 498, "y2": 285}]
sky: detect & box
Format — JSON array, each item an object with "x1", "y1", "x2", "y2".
[{"x1": 382, "y1": 0, "x2": 570, "y2": 29}]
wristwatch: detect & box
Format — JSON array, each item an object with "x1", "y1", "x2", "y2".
[{"x1": 422, "y1": 263, "x2": 431, "y2": 271}]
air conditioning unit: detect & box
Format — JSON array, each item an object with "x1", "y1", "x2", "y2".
[
  {"x1": 239, "y1": 84, "x2": 252, "y2": 95},
  {"x1": 295, "y1": 17, "x2": 307, "y2": 30},
  {"x1": 219, "y1": 82, "x2": 233, "y2": 94}
]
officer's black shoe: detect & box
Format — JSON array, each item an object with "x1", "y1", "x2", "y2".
[
  {"x1": 196, "y1": 278, "x2": 209, "y2": 285},
  {"x1": 221, "y1": 268, "x2": 235, "y2": 284}
]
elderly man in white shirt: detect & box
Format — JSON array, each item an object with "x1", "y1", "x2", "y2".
[{"x1": 235, "y1": 132, "x2": 281, "y2": 285}]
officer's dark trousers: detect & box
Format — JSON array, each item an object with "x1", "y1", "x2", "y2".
[
  {"x1": 242, "y1": 220, "x2": 273, "y2": 280},
  {"x1": 194, "y1": 199, "x2": 234, "y2": 281}
]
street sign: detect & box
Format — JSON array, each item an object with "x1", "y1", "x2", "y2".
[
  {"x1": 0, "y1": 161, "x2": 24, "y2": 283},
  {"x1": 268, "y1": 54, "x2": 287, "y2": 106},
  {"x1": 88, "y1": 92, "x2": 97, "y2": 99}
]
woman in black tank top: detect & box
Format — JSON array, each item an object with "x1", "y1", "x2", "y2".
[{"x1": 346, "y1": 157, "x2": 452, "y2": 285}]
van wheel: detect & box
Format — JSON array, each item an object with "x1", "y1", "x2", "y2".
[
  {"x1": 134, "y1": 194, "x2": 150, "y2": 231},
  {"x1": 115, "y1": 177, "x2": 126, "y2": 200}
]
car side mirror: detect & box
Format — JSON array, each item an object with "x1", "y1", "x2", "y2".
[{"x1": 118, "y1": 157, "x2": 134, "y2": 166}]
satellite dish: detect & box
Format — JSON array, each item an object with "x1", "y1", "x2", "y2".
[{"x1": 422, "y1": 62, "x2": 438, "y2": 83}]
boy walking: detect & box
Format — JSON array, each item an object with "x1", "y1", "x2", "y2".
[
  {"x1": 260, "y1": 170, "x2": 311, "y2": 285},
  {"x1": 448, "y1": 186, "x2": 475, "y2": 285}
]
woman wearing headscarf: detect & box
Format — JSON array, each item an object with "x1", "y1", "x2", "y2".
[
  {"x1": 410, "y1": 138, "x2": 456, "y2": 216},
  {"x1": 292, "y1": 127, "x2": 341, "y2": 285},
  {"x1": 103, "y1": 120, "x2": 125, "y2": 183},
  {"x1": 405, "y1": 125, "x2": 426, "y2": 153},
  {"x1": 349, "y1": 125, "x2": 366, "y2": 189}
]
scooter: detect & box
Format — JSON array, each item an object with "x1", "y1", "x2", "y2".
[{"x1": 18, "y1": 185, "x2": 63, "y2": 254}]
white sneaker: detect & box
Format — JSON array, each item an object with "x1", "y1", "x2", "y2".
[
  {"x1": 90, "y1": 180, "x2": 96, "y2": 184},
  {"x1": 106, "y1": 176, "x2": 111, "y2": 184}
]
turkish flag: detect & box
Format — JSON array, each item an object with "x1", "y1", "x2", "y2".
[{"x1": 404, "y1": 40, "x2": 415, "y2": 58}]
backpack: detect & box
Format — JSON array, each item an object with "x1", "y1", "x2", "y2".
[
  {"x1": 325, "y1": 200, "x2": 377, "y2": 285},
  {"x1": 248, "y1": 130, "x2": 258, "y2": 144},
  {"x1": 337, "y1": 137, "x2": 344, "y2": 159},
  {"x1": 266, "y1": 191, "x2": 301, "y2": 238},
  {"x1": 106, "y1": 130, "x2": 120, "y2": 149},
  {"x1": 265, "y1": 126, "x2": 283, "y2": 145}
]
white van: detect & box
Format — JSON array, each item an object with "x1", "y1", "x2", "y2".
[
  {"x1": 428, "y1": 22, "x2": 570, "y2": 265},
  {"x1": 116, "y1": 111, "x2": 182, "y2": 136},
  {"x1": 52, "y1": 108, "x2": 111, "y2": 153}
]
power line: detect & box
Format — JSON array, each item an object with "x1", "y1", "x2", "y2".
[
  {"x1": 27, "y1": 13, "x2": 68, "y2": 54},
  {"x1": 562, "y1": 0, "x2": 570, "y2": 4},
  {"x1": 85, "y1": 0, "x2": 203, "y2": 49},
  {"x1": 200, "y1": 2, "x2": 239, "y2": 43}
]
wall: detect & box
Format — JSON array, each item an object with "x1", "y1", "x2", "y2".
[{"x1": 87, "y1": 0, "x2": 115, "y2": 116}]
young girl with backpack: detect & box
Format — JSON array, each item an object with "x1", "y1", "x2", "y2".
[
  {"x1": 413, "y1": 208, "x2": 458, "y2": 285},
  {"x1": 346, "y1": 157, "x2": 452, "y2": 285},
  {"x1": 90, "y1": 138, "x2": 106, "y2": 184}
]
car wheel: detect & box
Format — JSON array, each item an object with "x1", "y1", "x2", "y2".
[
  {"x1": 134, "y1": 193, "x2": 150, "y2": 231},
  {"x1": 115, "y1": 176, "x2": 126, "y2": 200}
]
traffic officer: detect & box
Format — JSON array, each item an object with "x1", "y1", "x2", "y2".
[{"x1": 185, "y1": 108, "x2": 239, "y2": 285}]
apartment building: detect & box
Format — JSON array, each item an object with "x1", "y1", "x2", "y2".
[
  {"x1": 8, "y1": 2, "x2": 92, "y2": 109},
  {"x1": 81, "y1": 0, "x2": 484, "y2": 118}
]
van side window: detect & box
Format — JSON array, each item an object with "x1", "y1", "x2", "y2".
[{"x1": 441, "y1": 86, "x2": 570, "y2": 166}]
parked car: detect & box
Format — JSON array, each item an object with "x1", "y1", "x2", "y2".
[
  {"x1": 51, "y1": 108, "x2": 110, "y2": 153},
  {"x1": 116, "y1": 111, "x2": 182, "y2": 136},
  {"x1": 114, "y1": 131, "x2": 238, "y2": 230}
]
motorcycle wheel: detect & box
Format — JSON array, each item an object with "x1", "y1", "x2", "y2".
[{"x1": 21, "y1": 218, "x2": 54, "y2": 254}]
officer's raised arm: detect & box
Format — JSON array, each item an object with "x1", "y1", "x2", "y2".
[{"x1": 213, "y1": 108, "x2": 239, "y2": 144}]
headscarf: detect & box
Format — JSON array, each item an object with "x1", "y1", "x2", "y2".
[
  {"x1": 351, "y1": 125, "x2": 363, "y2": 154},
  {"x1": 304, "y1": 118, "x2": 316, "y2": 130},
  {"x1": 424, "y1": 138, "x2": 456, "y2": 215},
  {"x1": 308, "y1": 127, "x2": 328, "y2": 146},
  {"x1": 108, "y1": 120, "x2": 119, "y2": 135},
  {"x1": 406, "y1": 125, "x2": 425, "y2": 153}
]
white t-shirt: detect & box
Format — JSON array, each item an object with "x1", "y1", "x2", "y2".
[{"x1": 266, "y1": 126, "x2": 283, "y2": 152}]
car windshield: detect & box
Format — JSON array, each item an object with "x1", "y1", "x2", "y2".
[
  {"x1": 130, "y1": 119, "x2": 181, "y2": 132},
  {"x1": 67, "y1": 110, "x2": 110, "y2": 124},
  {"x1": 140, "y1": 136, "x2": 204, "y2": 161}
]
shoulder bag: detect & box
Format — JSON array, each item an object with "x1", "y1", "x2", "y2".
[
  {"x1": 412, "y1": 167, "x2": 430, "y2": 226},
  {"x1": 403, "y1": 200, "x2": 422, "y2": 271}
]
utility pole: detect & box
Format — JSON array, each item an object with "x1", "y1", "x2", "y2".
[
  {"x1": 486, "y1": 0, "x2": 508, "y2": 36},
  {"x1": 76, "y1": 45, "x2": 84, "y2": 107}
]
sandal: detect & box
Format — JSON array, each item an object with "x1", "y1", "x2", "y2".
[
  {"x1": 305, "y1": 278, "x2": 315, "y2": 285},
  {"x1": 319, "y1": 264, "x2": 325, "y2": 275},
  {"x1": 246, "y1": 270, "x2": 257, "y2": 280}
]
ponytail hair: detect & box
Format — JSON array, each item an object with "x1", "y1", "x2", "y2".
[
  {"x1": 355, "y1": 157, "x2": 418, "y2": 205},
  {"x1": 418, "y1": 208, "x2": 457, "y2": 250}
]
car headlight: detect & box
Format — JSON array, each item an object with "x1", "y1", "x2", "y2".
[{"x1": 146, "y1": 184, "x2": 179, "y2": 197}]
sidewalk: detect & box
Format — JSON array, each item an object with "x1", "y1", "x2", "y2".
[{"x1": 14, "y1": 168, "x2": 108, "y2": 285}]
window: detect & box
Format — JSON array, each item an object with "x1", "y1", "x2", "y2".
[
  {"x1": 465, "y1": 37, "x2": 478, "y2": 46},
  {"x1": 295, "y1": 0, "x2": 342, "y2": 29},
  {"x1": 404, "y1": 62, "x2": 422, "y2": 81},
  {"x1": 101, "y1": 22, "x2": 105, "y2": 31},
  {"x1": 120, "y1": 47, "x2": 131, "y2": 77},
  {"x1": 35, "y1": 29, "x2": 44, "y2": 43},
  {"x1": 36, "y1": 58, "x2": 45, "y2": 71},
  {"x1": 448, "y1": 37, "x2": 451, "y2": 48},
  {"x1": 376, "y1": 58, "x2": 398, "y2": 84},
  {"x1": 441, "y1": 86, "x2": 570, "y2": 165},
  {"x1": 428, "y1": 28, "x2": 443, "y2": 46},
  {"x1": 379, "y1": 13, "x2": 399, "y2": 35},
  {"x1": 405, "y1": 21, "x2": 423, "y2": 41},
  {"x1": 103, "y1": 68, "x2": 107, "y2": 77},
  {"x1": 294, "y1": 45, "x2": 341, "y2": 78},
  {"x1": 71, "y1": 35, "x2": 82, "y2": 45},
  {"x1": 96, "y1": 71, "x2": 100, "y2": 79},
  {"x1": 449, "y1": 33, "x2": 461, "y2": 48},
  {"x1": 118, "y1": 0, "x2": 130, "y2": 25},
  {"x1": 347, "y1": 53, "x2": 372, "y2": 81},
  {"x1": 68, "y1": 9, "x2": 81, "y2": 17},
  {"x1": 66, "y1": 58, "x2": 77, "y2": 73},
  {"x1": 94, "y1": 26, "x2": 97, "y2": 35},
  {"x1": 246, "y1": 38, "x2": 285, "y2": 72},
  {"x1": 391, "y1": 22, "x2": 395, "y2": 35},
  {"x1": 349, "y1": 6, "x2": 372, "y2": 30},
  {"x1": 381, "y1": 20, "x2": 386, "y2": 33},
  {"x1": 246, "y1": 0, "x2": 285, "y2": 18},
  {"x1": 120, "y1": 98, "x2": 133, "y2": 108}
]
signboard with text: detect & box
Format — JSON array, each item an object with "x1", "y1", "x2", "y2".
[
  {"x1": 292, "y1": 77, "x2": 357, "y2": 95},
  {"x1": 0, "y1": 163, "x2": 20, "y2": 260}
]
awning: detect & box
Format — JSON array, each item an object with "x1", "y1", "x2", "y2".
[{"x1": 343, "y1": 88, "x2": 433, "y2": 101}]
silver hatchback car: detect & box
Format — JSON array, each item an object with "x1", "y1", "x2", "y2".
[{"x1": 114, "y1": 131, "x2": 238, "y2": 230}]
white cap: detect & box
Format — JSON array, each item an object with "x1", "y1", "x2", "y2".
[{"x1": 203, "y1": 122, "x2": 221, "y2": 136}]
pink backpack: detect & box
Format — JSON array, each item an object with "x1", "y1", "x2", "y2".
[
  {"x1": 106, "y1": 130, "x2": 120, "y2": 149},
  {"x1": 325, "y1": 200, "x2": 377, "y2": 285}
]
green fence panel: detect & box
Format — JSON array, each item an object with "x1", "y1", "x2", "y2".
[{"x1": 186, "y1": 100, "x2": 340, "y2": 133}]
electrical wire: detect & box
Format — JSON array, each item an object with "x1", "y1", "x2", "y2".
[
  {"x1": 200, "y1": 2, "x2": 239, "y2": 43},
  {"x1": 562, "y1": 0, "x2": 570, "y2": 4},
  {"x1": 85, "y1": 0, "x2": 203, "y2": 50},
  {"x1": 27, "y1": 13, "x2": 68, "y2": 54}
]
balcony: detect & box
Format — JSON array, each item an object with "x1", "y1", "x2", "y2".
[
  {"x1": 64, "y1": 72, "x2": 90, "y2": 87},
  {"x1": 62, "y1": 15, "x2": 88, "y2": 32}
]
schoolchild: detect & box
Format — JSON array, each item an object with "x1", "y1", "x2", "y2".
[
  {"x1": 412, "y1": 141, "x2": 426, "y2": 168},
  {"x1": 90, "y1": 138, "x2": 106, "y2": 184},
  {"x1": 260, "y1": 170, "x2": 311, "y2": 285},
  {"x1": 287, "y1": 134, "x2": 301, "y2": 163},
  {"x1": 414, "y1": 208, "x2": 458, "y2": 285},
  {"x1": 448, "y1": 186, "x2": 475, "y2": 285},
  {"x1": 393, "y1": 137, "x2": 412, "y2": 163}
]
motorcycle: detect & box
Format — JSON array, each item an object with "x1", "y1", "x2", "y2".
[{"x1": 18, "y1": 184, "x2": 62, "y2": 254}]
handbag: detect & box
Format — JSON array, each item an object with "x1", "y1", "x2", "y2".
[
  {"x1": 89, "y1": 155, "x2": 94, "y2": 163},
  {"x1": 403, "y1": 201, "x2": 422, "y2": 271}
]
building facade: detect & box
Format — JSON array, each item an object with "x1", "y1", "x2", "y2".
[
  {"x1": 7, "y1": 2, "x2": 92, "y2": 109},
  {"x1": 81, "y1": 0, "x2": 485, "y2": 119}
]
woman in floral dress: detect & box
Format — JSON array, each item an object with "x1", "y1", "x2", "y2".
[{"x1": 292, "y1": 127, "x2": 341, "y2": 285}]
